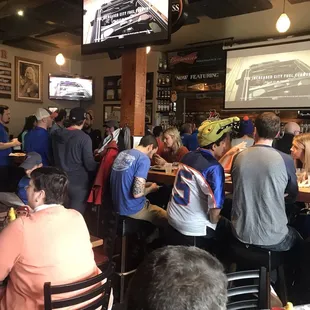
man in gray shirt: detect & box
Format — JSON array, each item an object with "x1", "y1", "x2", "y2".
[{"x1": 231, "y1": 112, "x2": 299, "y2": 251}]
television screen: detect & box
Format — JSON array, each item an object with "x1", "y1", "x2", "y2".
[
  {"x1": 225, "y1": 41, "x2": 310, "y2": 109},
  {"x1": 49, "y1": 75, "x2": 93, "y2": 101},
  {"x1": 82, "y1": 0, "x2": 171, "y2": 54}
]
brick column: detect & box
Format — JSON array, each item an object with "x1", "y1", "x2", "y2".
[{"x1": 120, "y1": 48, "x2": 147, "y2": 136}]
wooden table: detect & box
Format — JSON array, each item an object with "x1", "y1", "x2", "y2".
[
  {"x1": 148, "y1": 171, "x2": 310, "y2": 204},
  {"x1": 224, "y1": 181, "x2": 310, "y2": 203},
  {"x1": 90, "y1": 235, "x2": 103, "y2": 248},
  {"x1": 147, "y1": 170, "x2": 176, "y2": 185}
]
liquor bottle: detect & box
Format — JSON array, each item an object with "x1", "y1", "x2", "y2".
[
  {"x1": 166, "y1": 75, "x2": 170, "y2": 84},
  {"x1": 158, "y1": 59, "x2": 163, "y2": 70},
  {"x1": 163, "y1": 61, "x2": 167, "y2": 70}
]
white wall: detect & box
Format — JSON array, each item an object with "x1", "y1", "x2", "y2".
[
  {"x1": 0, "y1": 44, "x2": 82, "y2": 136},
  {"x1": 81, "y1": 51, "x2": 160, "y2": 131},
  {"x1": 1, "y1": 44, "x2": 160, "y2": 136}
]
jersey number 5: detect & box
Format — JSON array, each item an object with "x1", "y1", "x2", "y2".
[{"x1": 173, "y1": 169, "x2": 192, "y2": 206}]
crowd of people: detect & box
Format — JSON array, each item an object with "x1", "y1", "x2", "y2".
[{"x1": 1, "y1": 103, "x2": 310, "y2": 308}]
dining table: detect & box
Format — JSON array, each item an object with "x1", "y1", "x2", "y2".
[{"x1": 148, "y1": 170, "x2": 310, "y2": 204}]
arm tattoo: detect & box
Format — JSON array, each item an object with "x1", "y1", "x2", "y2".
[{"x1": 132, "y1": 177, "x2": 146, "y2": 197}]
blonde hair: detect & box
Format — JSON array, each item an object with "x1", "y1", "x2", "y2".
[
  {"x1": 163, "y1": 127, "x2": 183, "y2": 152},
  {"x1": 25, "y1": 66, "x2": 36, "y2": 83},
  {"x1": 293, "y1": 133, "x2": 310, "y2": 171}
]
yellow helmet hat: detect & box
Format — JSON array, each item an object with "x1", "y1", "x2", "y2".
[{"x1": 198, "y1": 117, "x2": 240, "y2": 147}]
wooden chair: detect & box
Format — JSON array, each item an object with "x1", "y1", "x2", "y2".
[
  {"x1": 44, "y1": 263, "x2": 114, "y2": 310},
  {"x1": 227, "y1": 267, "x2": 270, "y2": 310}
]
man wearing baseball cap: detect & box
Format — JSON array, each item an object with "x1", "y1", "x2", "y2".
[
  {"x1": 167, "y1": 117, "x2": 241, "y2": 244},
  {"x1": 51, "y1": 107, "x2": 98, "y2": 214},
  {"x1": 16, "y1": 152, "x2": 43, "y2": 204},
  {"x1": 24, "y1": 108, "x2": 53, "y2": 166}
]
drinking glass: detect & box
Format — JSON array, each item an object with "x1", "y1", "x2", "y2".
[{"x1": 165, "y1": 163, "x2": 173, "y2": 174}]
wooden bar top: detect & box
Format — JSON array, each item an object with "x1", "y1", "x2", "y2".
[
  {"x1": 148, "y1": 170, "x2": 310, "y2": 204},
  {"x1": 90, "y1": 235, "x2": 103, "y2": 248},
  {"x1": 147, "y1": 170, "x2": 176, "y2": 186}
]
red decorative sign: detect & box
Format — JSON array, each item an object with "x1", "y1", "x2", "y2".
[{"x1": 170, "y1": 52, "x2": 198, "y2": 65}]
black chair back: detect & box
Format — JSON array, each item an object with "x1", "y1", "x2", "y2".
[
  {"x1": 227, "y1": 267, "x2": 270, "y2": 310},
  {"x1": 44, "y1": 263, "x2": 114, "y2": 310}
]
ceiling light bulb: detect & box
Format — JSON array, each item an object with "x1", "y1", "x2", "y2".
[
  {"x1": 56, "y1": 53, "x2": 65, "y2": 66},
  {"x1": 17, "y1": 10, "x2": 24, "y2": 16},
  {"x1": 146, "y1": 46, "x2": 151, "y2": 54},
  {"x1": 276, "y1": 13, "x2": 291, "y2": 33}
]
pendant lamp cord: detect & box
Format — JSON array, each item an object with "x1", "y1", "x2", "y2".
[{"x1": 283, "y1": 0, "x2": 286, "y2": 13}]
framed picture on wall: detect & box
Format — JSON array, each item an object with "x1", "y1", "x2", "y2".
[
  {"x1": 145, "y1": 103, "x2": 153, "y2": 125},
  {"x1": 103, "y1": 72, "x2": 154, "y2": 101},
  {"x1": 103, "y1": 104, "x2": 121, "y2": 122},
  {"x1": 15, "y1": 57, "x2": 43, "y2": 103}
]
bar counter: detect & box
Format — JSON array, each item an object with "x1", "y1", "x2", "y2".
[{"x1": 148, "y1": 170, "x2": 310, "y2": 203}]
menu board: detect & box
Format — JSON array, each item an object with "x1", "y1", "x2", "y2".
[
  {"x1": 0, "y1": 61, "x2": 11, "y2": 99},
  {"x1": 82, "y1": 0, "x2": 171, "y2": 54}
]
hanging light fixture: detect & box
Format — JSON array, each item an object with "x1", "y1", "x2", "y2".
[
  {"x1": 276, "y1": 0, "x2": 291, "y2": 33},
  {"x1": 146, "y1": 46, "x2": 151, "y2": 54},
  {"x1": 55, "y1": 53, "x2": 65, "y2": 66}
]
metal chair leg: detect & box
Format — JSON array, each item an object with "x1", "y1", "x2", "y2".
[{"x1": 276, "y1": 265, "x2": 288, "y2": 305}]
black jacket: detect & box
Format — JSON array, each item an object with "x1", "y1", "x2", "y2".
[{"x1": 51, "y1": 128, "x2": 98, "y2": 187}]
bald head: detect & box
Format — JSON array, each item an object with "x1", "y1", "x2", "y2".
[{"x1": 284, "y1": 122, "x2": 300, "y2": 135}]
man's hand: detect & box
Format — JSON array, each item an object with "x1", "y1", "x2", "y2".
[
  {"x1": 148, "y1": 183, "x2": 159, "y2": 193},
  {"x1": 11, "y1": 138, "x2": 21, "y2": 147}
]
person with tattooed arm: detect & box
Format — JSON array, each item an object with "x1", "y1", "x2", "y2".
[{"x1": 110, "y1": 135, "x2": 167, "y2": 227}]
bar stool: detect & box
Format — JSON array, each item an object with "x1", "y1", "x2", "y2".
[
  {"x1": 230, "y1": 238, "x2": 288, "y2": 305},
  {"x1": 114, "y1": 216, "x2": 154, "y2": 303}
]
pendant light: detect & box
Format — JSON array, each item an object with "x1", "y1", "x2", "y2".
[
  {"x1": 276, "y1": 0, "x2": 291, "y2": 33},
  {"x1": 55, "y1": 53, "x2": 65, "y2": 66}
]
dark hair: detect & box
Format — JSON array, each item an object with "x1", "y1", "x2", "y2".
[
  {"x1": 139, "y1": 135, "x2": 158, "y2": 149},
  {"x1": 127, "y1": 246, "x2": 227, "y2": 310},
  {"x1": 23, "y1": 115, "x2": 37, "y2": 132},
  {"x1": 30, "y1": 167, "x2": 68, "y2": 205},
  {"x1": 255, "y1": 112, "x2": 280, "y2": 139},
  {"x1": 180, "y1": 123, "x2": 192, "y2": 135},
  {"x1": 153, "y1": 126, "x2": 163, "y2": 138},
  {"x1": 55, "y1": 109, "x2": 67, "y2": 123},
  {"x1": 202, "y1": 132, "x2": 229, "y2": 150},
  {"x1": 0, "y1": 105, "x2": 9, "y2": 116}
]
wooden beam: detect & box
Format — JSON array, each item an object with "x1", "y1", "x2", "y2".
[{"x1": 120, "y1": 48, "x2": 147, "y2": 136}]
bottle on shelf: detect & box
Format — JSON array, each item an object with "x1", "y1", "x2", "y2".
[
  {"x1": 163, "y1": 60, "x2": 167, "y2": 70},
  {"x1": 158, "y1": 59, "x2": 163, "y2": 70},
  {"x1": 166, "y1": 75, "x2": 170, "y2": 84}
]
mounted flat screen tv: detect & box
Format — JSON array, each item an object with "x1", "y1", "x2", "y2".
[
  {"x1": 225, "y1": 41, "x2": 310, "y2": 110},
  {"x1": 82, "y1": 0, "x2": 171, "y2": 55},
  {"x1": 49, "y1": 75, "x2": 93, "y2": 101}
]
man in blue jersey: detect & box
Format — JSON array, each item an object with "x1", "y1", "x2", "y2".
[
  {"x1": 167, "y1": 117, "x2": 240, "y2": 240},
  {"x1": 24, "y1": 108, "x2": 53, "y2": 166},
  {"x1": 0, "y1": 105, "x2": 21, "y2": 166},
  {"x1": 111, "y1": 135, "x2": 167, "y2": 227}
]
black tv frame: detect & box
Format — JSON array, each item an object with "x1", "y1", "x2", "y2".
[
  {"x1": 48, "y1": 74, "x2": 94, "y2": 102},
  {"x1": 81, "y1": 0, "x2": 172, "y2": 55}
]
